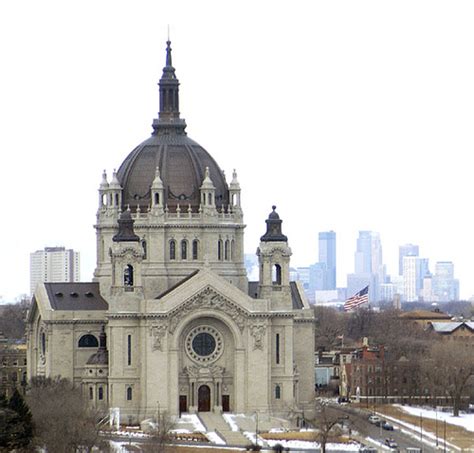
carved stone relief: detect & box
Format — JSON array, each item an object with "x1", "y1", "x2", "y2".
[
  {"x1": 149, "y1": 323, "x2": 168, "y2": 351},
  {"x1": 250, "y1": 323, "x2": 267, "y2": 350},
  {"x1": 168, "y1": 287, "x2": 247, "y2": 333}
]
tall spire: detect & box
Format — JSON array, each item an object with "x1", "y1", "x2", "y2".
[{"x1": 152, "y1": 40, "x2": 187, "y2": 136}]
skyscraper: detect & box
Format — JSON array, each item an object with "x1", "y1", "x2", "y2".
[
  {"x1": 398, "y1": 244, "x2": 419, "y2": 276},
  {"x1": 402, "y1": 256, "x2": 430, "y2": 302},
  {"x1": 30, "y1": 246, "x2": 80, "y2": 295},
  {"x1": 318, "y1": 231, "x2": 336, "y2": 290},
  {"x1": 350, "y1": 231, "x2": 385, "y2": 301},
  {"x1": 433, "y1": 261, "x2": 459, "y2": 301}
]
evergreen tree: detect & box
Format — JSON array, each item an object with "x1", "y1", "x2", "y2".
[{"x1": 4, "y1": 388, "x2": 34, "y2": 450}]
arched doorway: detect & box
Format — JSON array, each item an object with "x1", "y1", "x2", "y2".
[{"x1": 198, "y1": 385, "x2": 211, "y2": 412}]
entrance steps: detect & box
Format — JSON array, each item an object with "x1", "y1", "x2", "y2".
[{"x1": 198, "y1": 412, "x2": 249, "y2": 446}]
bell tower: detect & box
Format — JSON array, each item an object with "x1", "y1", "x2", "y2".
[{"x1": 257, "y1": 206, "x2": 292, "y2": 305}]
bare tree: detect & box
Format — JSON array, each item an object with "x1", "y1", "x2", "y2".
[
  {"x1": 309, "y1": 399, "x2": 344, "y2": 453},
  {"x1": 422, "y1": 341, "x2": 474, "y2": 416},
  {"x1": 0, "y1": 298, "x2": 29, "y2": 339},
  {"x1": 314, "y1": 306, "x2": 346, "y2": 351},
  {"x1": 142, "y1": 410, "x2": 175, "y2": 452},
  {"x1": 26, "y1": 376, "x2": 100, "y2": 453}
]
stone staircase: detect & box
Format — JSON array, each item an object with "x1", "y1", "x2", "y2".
[{"x1": 198, "y1": 412, "x2": 249, "y2": 446}]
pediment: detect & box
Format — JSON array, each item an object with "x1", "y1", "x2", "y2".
[
  {"x1": 167, "y1": 285, "x2": 249, "y2": 333},
  {"x1": 155, "y1": 268, "x2": 259, "y2": 332}
]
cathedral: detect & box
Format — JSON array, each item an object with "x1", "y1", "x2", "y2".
[{"x1": 26, "y1": 41, "x2": 315, "y2": 423}]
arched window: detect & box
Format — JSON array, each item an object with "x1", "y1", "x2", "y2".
[
  {"x1": 40, "y1": 331, "x2": 46, "y2": 355},
  {"x1": 170, "y1": 240, "x2": 176, "y2": 260},
  {"x1": 272, "y1": 264, "x2": 282, "y2": 285},
  {"x1": 275, "y1": 385, "x2": 281, "y2": 400},
  {"x1": 89, "y1": 387, "x2": 94, "y2": 400},
  {"x1": 154, "y1": 193, "x2": 160, "y2": 205},
  {"x1": 78, "y1": 334, "x2": 99, "y2": 348},
  {"x1": 218, "y1": 240, "x2": 223, "y2": 261},
  {"x1": 98, "y1": 387, "x2": 104, "y2": 400},
  {"x1": 202, "y1": 193, "x2": 206, "y2": 205},
  {"x1": 142, "y1": 240, "x2": 147, "y2": 259},
  {"x1": 181, "y1": 240, "x2": 188, "y2": 260},
  {"x1": 231, "y1": 240, "x2": 235, "y2": 261},
  {"x1": 124, "y1": 265, "x2": 134, "y2": 286},
  {"x1": 208, "y1": 193, "x2": 212, "y2": 205},
  {"x1": 126, "y1": 387, "x2": 133, "y2": 401},
  {"x1": 115, "y1": 193, "x2": 119, "y2": 206},
  {"x1": 224, "y1": 240, "x2": 229, "y2": 261},
  {"x1": 192, "y1": 240, "x2": 199, "y2": 260}
]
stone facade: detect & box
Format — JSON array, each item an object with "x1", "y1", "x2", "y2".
[{"x1": 26, "y1": 41, "x2": 315, "y2": 423}]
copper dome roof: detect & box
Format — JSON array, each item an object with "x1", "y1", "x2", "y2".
[{"x1": 117, "y1": 41, "x2": 229, "y2": 212}]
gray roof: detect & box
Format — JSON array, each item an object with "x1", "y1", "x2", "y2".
[
  {"x1": 44, "y1": 282, "x2": 108, "y2": 311},
  {"x1": 430, "y1": 321, "x2": 474, "y2": 333}
]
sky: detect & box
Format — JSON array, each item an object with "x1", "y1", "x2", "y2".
[{"x1": 0, "y1": 1, "x2": 473, "y2": 302}]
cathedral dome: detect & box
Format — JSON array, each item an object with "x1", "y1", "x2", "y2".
[{"x1": 117, "y1": 41, "x2": 229, "y2": 212}]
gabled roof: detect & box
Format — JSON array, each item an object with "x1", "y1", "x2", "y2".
[
  {"x1": 429, "y1": 321, "x2": 474, "y2": 334},
  {"x1": 155, "y1": 269, "x2": 200, "y2": 299},
  {"x1": 44, "y1": 282, "x2": 108, "y2": 311}
]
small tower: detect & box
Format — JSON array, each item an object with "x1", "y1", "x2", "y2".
[
  {"x1": 110, "y1": 209, "x2": 144, "y2": 296},
  {"x1": 257, "y1": 206, "x2": 292, "y2": 303},
  {"x1": 150, "y1": 166, "x2": 165, "y2": 213},
  {"x1": 229, "y1": 169, "x2": 242, "y2": 213},
  {"x1": 108, "y1": 170, "x2": 122, "y2": 211},
  {"x1": 98, "y1": 170, "x2": 109, "y2": 210},
  {"x1": 200, "y1": 167, "x2": 216, "y2": 215}
]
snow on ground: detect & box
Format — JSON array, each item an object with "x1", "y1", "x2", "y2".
[
  {"x1": 205, "y1": 431, "x2": 226, "y2": 445},
  {"x1": 396, "y1": 404, "x2": 474, "y2": 433},
  {"x1": 175, "y1": 413, "x2": 206, "y2": 432},
  {"x1": 264, "y1": 438, "x2": 361, "y2": 451},
  {"x1": 223, "y1": 413, "x2": 243, "y2": 431},
  {"x1": 378, "y1": 412, "x2": 461, "y2": 452},
  {"x1": 365, "y1": 437, "x2": 391, "y2": 450}
]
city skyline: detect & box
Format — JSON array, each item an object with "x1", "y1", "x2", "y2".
[{"x1": 1, "y1": 1, "x2": 474, "y2": 301}]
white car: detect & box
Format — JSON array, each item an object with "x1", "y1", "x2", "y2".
[{"x1": 368, "y1": 415, "x2": 381, "y2": 424}]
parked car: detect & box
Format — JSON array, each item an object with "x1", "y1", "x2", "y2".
[
  {"x1": 385, "y1": 438, "x2": 398, "y2": 448},
  {"x1": 382, "y1": 421, "x2": 394, "y2": 430},
  {"x1": 368, "y1": 415, "x2": 381, "y2": 424}
]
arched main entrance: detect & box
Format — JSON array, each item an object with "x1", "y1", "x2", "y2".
[{"x1": 198, "y1": 385, "x2": 211, "y2": 412}]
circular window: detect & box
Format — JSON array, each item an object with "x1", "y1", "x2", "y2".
[{"x1": 186, "y1": 326, "x2": 223, "y2": 363}]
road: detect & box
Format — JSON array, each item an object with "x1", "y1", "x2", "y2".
[{"x1": 327, "y1": 403, "x2": 439, "y2": 452}]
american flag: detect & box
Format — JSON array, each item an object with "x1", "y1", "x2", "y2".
[{"x1": 344, "y1": 285, "x2": 369, "y2": 311}]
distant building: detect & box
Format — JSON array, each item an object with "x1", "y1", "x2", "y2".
[
  {"x1": 398, "y1": 244, "x2": 419, "y2": 276},
  {"x1": 402, "y1": 256, "x2": 430, "y2": 302},
  {"x1": 433, "y1": 261, "x2": 459, "y2": 301},
  {"x1": 398, "y1": 309, "x2": 451, "y2": 328},
  {"x1": 351, "y1": 231, "x2": 385, "y2": 302},
  {"x1": 0, "y1": 334, "x2": 27, "y2": 398},
  {"x1": 30, "y1": 246, "x2": 80, "y2": 295},
  {"x1": 318, "y1": 231, "x2": 336, "y2": 290},
  {"x1": 427, "y1": 321, "x2": 474, "y2": 343}
]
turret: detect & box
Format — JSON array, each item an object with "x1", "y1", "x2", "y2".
[
  {"x1": 150, "y1": 166, "x2": 165, "y2": 213},
  {"x1": 257, "y1": 206, "x2": 292, "y2": 302},
  {"x1": 98, "y1": 170, "x2": 109, "y2": 210},
  {"x1": 229, "y1": 169, "x2": 241, "y2": 212},
  {"x1": 200, "y1": 167, "x2": 216, "y2": 215},
  {"x1": 110, "y1": 209, "x2": 143, "y2": 295},
  {"x1": 108, "y1": 170, "x2": 122, "y2": 211}
]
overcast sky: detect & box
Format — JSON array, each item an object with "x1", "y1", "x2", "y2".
[{"x1": 1, "y1": 1, "x2": 473, "y2": 301}]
